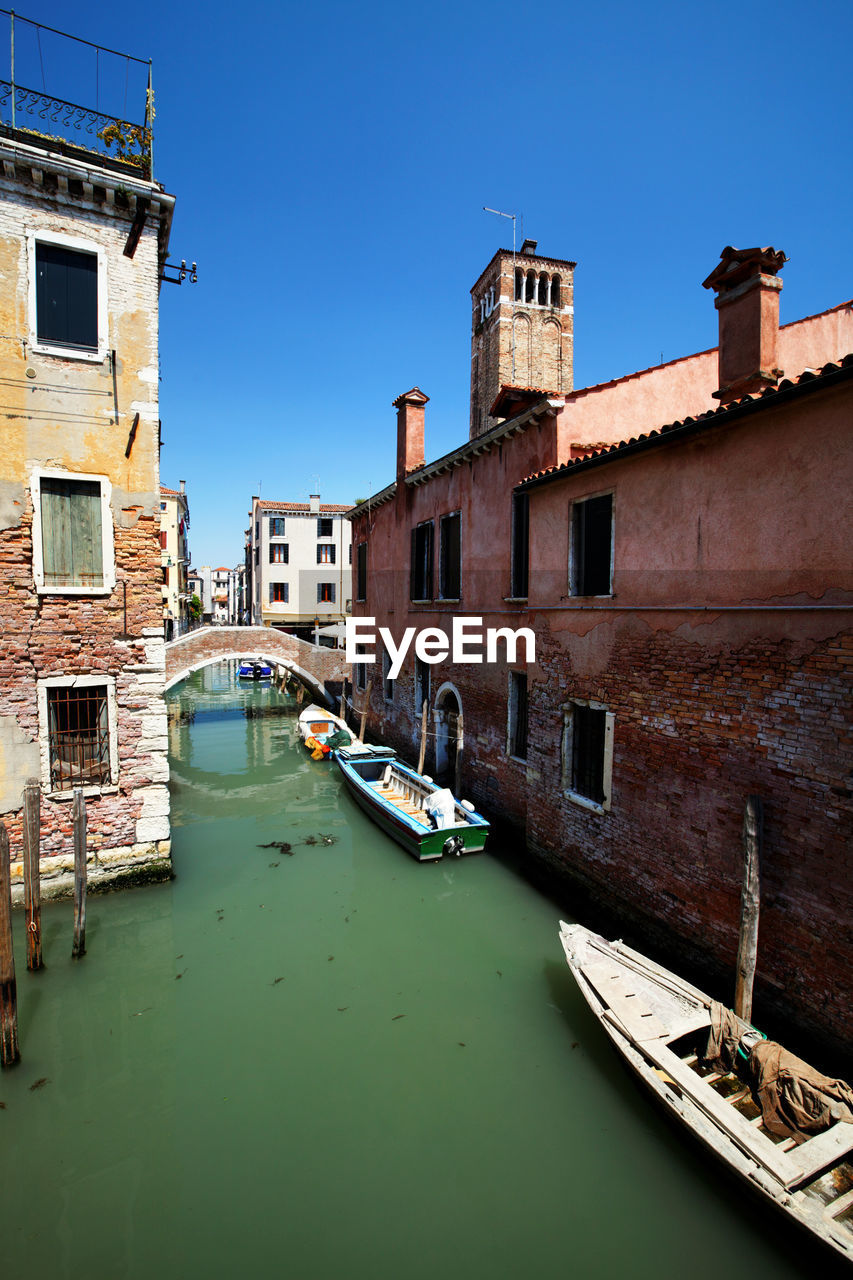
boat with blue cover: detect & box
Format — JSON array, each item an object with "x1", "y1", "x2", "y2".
[{"x1": 238, "y1": 660, "x2": 273, "y2": 681}]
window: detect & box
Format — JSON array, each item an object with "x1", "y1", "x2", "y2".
[
  {"x1": 356, "y1": 542, "x2": 367, "y2": 602},
  {"x1": 348, "y1": 544, "x2": 352, "y2": 565},
  {"x1": 269, "y1": 582, "x2": 289, "y2": 604},
  {"x1": 269, "y1": 543, "x2": 289, "y2": 564},
  {"x1": 410, "y1": 521, "x2": 434, "y2": 601},
  {"x1": 382, "y1": 649, "x2": 394, "y2": 702},
  {"x1": 354, "y1": 644, "x2": 368, "y2": 692},
  {"x1": 159, "y1": 530, "x2": 168, "y2": 549},
  {"x1": 254, "y1": 546, "x2": 259, "y2": 566},
  {"x1": 31, "y1": 470, "x2": 114, "y2": 594},
  {"x1": 570, "y1": 493, "x2": 613, "y2": 596},
  {"x1": 317, "y1": 517, "x2": 333, "y2": 537},
  {"x1": 33, "y1": 238, "x2": 100, "y2": 354},
  {"x1": 317, "y1": 544, "x2": 336, "y2": 565},
  {"x1": 38, "y1": 675, "x2": 117, "y2": 794},
  {"x1": 415, "y1": 657, "x2": 430, "y2": 715},
  {"x1": 439, "y1": 512, "x2": 461, "y2": 599},
  {"x1": 508, "y1": 672, "x2": 528, "y2": 760},
  {"x1": 561, "y1": 701, "x2": 614, "y2": 812},
  {"x1": 318, "y1": 583, "x2": 336, "y2": 604},
  {"x1": 511, "y1": 492, "x2": 529, "y2": 598}
]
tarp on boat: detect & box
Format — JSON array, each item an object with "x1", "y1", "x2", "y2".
[
  {"x1": 424, "y1": 788, "x2": 456, "y2": 829},
  {"x1": 745, "y1": 1040, "x2": 853, "y2": 1139},
  {"x1": 703, "y1": 1001, "x2": 853, "y2": 1139}
]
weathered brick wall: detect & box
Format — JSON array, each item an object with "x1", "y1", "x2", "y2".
[
  {"x1": 0, "y1": 503, "x2": 170, "y2": 899},
  {"x1": 527, "y1": 620, "x2": 853, "y2": 1058}
]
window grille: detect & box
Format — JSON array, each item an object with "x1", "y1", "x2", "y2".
[{"x1": 47, "y1": 685, "x2": 110, "y2": 791}]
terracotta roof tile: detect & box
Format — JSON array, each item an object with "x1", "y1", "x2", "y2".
[{"x1": 255, "y1": 499, "x2": 353, "y2": 514}]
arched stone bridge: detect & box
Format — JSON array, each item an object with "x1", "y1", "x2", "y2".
[{"x1": 164, "y1": 626, "x2": 348, "y2": 706}]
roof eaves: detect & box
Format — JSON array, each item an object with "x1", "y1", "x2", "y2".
[{"x1": 516, "y1": 355, "x2": 853, "y2": 493}]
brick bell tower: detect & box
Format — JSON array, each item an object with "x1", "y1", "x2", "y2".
[{"x1": 469, "y1": 239, "x2": 576, "y2": 439}]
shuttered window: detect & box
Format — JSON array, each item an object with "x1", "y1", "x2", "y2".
[
  {"x1": 509, "y1": 671, "x2": 528, "y2": 760},
  {"x1": 35, "y1": 242, "x2": 98, "y2": 351},
  {"x1": 439, "y1": 512, "x2": 461, "y2": 599},
  {"x1": 571, "y1": 704, "x2": 607, "y2": 803},
  {"x1": 269, "y1": 582, "x2": 289, "y2": 603},
  {"x1": 270, "y1": 543, "x2": 289, "y2": 563},
  {"x1": 410, "y1": 521, "x2": 434, "y2": 600},
  {"x1": 40, "y1": 477, "x2": 104, "y2": 588},
  {"x1": 318, "y1": 583, "x2": 336, "y2": 603},
  {"x1": 571, "y1": 493, "x2": 612, "y2": 596},
  {"x1": 317, "y1": 544, "x2": 336, "y2": 565},
  {"x1": 511, "y1": 492, "x2": 529, "y2": 597},
  {"x1": 356, "y1": 542, "x2": 367, "y2": 602}
]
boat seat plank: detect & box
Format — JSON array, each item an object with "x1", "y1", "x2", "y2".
[
  {"x1": 582, "y1": 962, "x2": 669, "y2": 1042},
  {"x1": 639, "y1": 1038, "x2": 801, "y2": 1185},
  {"x1": 787, "y1": 1123, "x2": 853, "y2": 1190},
  {"x1": 826, "y1": 1186, "x2": 853, "y2": 1220}
]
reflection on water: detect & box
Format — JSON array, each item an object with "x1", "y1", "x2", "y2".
[{"x1": 0, "y1": 664, "x2": 831, "y2": 1279}]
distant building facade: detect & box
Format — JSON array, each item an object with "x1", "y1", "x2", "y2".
[
  {"x1": 160, "y1": 482, "x2": 190, "y2": 638},
  {"x1": 349, "y1": 242, "x2": 853, "y2": 1055},
  {"x1": 247, "y1": 495, "x2": 353, "y2": 633}
]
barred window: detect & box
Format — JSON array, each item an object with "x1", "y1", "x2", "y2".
[
  {"x1": 508, "y1": 671, "x2": 528, "y2": 760},
  {"x1": 47, "y1": 685, "x2": 110, "y2": 791}
]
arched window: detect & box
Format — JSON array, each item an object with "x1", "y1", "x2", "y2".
[
  {"x1": 525, "y1": 270, "x2": 536, "y2": 303},
  {"x1": 514, "y1": 268, "x2": 523, "y2": 300},
  {"x1": 538, "y1": 273, "x2": 548, "y2": 305},
  {"x1": 551, "y1": 274, "x2": 561, "y2": 308}
]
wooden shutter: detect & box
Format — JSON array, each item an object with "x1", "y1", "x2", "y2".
[
  {"x1": 41, "y1": 477, "x2": 103, "y2": 587},
  {"x1": 36, "y1": 243, "x2": 98, "y2": 350}
]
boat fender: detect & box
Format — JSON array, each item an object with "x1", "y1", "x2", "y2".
[{"x1": 443, "y1": 835, "x2": 464, "y2": 858}]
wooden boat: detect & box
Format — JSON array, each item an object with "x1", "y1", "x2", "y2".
[
  {"x1": 297, "y1": 704, "x2": 394, "y2": 761},
  {"x1": 335, "y1": 749, "x2": 490, "y2": 861},
  {"x1": 559, "y1": 922, "x2": 853, "y2": 1262},
  {"x1": 237, "y1": 660, "x2": 273, "y2": 680}
]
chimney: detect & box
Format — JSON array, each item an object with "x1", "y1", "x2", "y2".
[
  {"x1": 309, "y1": 494, "x2": 320, "y2": 514},
  {"x1": 520, "y1": 238, "x2": 538, "y2": 255},
  {"x1": 702, "y1": 245, "x2": 787, "y2": 404},
  {"x1": 179, "y1": 479, "x2": 186, "y2": 494},
  {"x1": 394, "y1": 387, "x2": 429, "y2": 479}
]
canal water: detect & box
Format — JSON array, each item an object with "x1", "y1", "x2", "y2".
[{"x1": 0, "y1": 664, "x2": 838, "y2": 1278}]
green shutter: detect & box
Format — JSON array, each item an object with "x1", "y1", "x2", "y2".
[{"x1": 41, "y1": 478, "x2": 103, "y2": 588}]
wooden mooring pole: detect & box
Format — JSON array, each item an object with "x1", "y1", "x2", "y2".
[
  {"x1": 454, "y1": 711, "x2": 464, "y2": 798},
  {"x1": 734, "y1": 794, "x2": 762, "y2": 1022},
  {"x1": 358, "y1": 679, "x2": 373, "y2": 743},
  {"x1": 72, "y1": 788, "x2": 87, "y2": 960},
  {"x1": 340, "y1": 674, "x2": 348, "y2": 726},
  {"x1": 22, "y1": 778, "x2": 42, "y2": 972},
  {"x1": 0, "y1": 821, "x2": 20, "y2": 1067},
  {"x1": 417, "y1": 701, "x2": 428, "y2": 775}
]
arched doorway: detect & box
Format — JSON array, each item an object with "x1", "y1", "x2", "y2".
[{"x1": 433, "y1": 683, "x2": 461, "y2": 786}]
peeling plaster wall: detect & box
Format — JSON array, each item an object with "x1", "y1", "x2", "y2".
[{"x1": 0, "y1": 150, "x2": 174, "y2": 895}]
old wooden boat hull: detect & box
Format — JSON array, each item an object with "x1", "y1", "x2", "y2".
[
  {"x1": 559, "y1": 922, "x2": 853, "y2": 1262},
  {"x1": 335, "y1": 751, "x2": 489, "y2": 861},
  {"x1": 297, "y1": 704, "x2": 394, "y2": 761}
]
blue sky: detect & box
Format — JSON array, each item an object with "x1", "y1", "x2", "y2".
[{"x1": 7, "y1": 0, "x2": 852, "y2": 567}]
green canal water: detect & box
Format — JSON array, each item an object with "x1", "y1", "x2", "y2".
[{"x1": 0, "y1": 664, "x2": 839, "y2": 1278}]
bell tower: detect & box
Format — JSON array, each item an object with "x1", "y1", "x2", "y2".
[{"x1": 469, "y1": 239, "x2": 575, "y2": 439}]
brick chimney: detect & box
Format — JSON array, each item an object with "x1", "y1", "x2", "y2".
[
  {"x1": 394, "y1": 387, "x2": 429, "y2": 479},
  {"x1": 702, "y1": 246, "x2": 788, "y2": 404}
]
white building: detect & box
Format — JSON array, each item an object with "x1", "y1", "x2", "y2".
[{"x1": 248, "y1": 495, "x2": 352, "y2": 633}]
